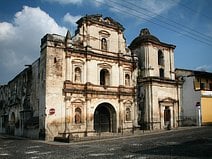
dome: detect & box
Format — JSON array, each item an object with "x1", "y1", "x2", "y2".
[{"x1": 129, "y1": 28, "x2": 161, "y2": 49}]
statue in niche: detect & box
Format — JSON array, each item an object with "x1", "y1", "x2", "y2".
[
  {"x1": 126, "y1": 108, "x2": 131, "y2": 121},
  {"x1": 75, "y1": 113, "x2": 81, "y2": 124},
  {"x1": 74, "y1": 67, "x2": 81, "y2": 83},
  {"x1": 125, "y1": 74, "x2": 130, "y2": 86},
  {"x1": 75, "y1": 107, "x2": 82, "y2": 124},
  {"x1": 101, "y1": 38, "x2": 107, "y2": 51}
]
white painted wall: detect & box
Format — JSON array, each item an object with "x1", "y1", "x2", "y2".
[{"x1": 182, "y1": 76, "x2": 201, "y2": 123}]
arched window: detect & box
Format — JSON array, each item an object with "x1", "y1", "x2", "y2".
[
  {"x1": 101, "y1": 38, "x2": 107, "y2": 51},
  {"x1": 74, "y1": 67, "x2": 81, "y2": 83},
  {"x1": 125, "y1": 74, "x2": 130, "y2": 86},
  {"x1": 158, "y1": 50, "x2": 164, "y2": 66},
  {"x1": 159, "y1": 68, "x2": 164, "y2": 78},
  {"x1": 100, "y1": 69, "x2": 110, "y2": 86},
  {"x1": 75, "y1": 107, "x2": 82, "y2": 124},
  {"x1": 126, "y1": 108, "x2": 131, "y2": 121}
]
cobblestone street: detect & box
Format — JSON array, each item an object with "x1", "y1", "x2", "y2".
[{"x1": 0, "y1": 126, "x2": 212, "y2": 159}]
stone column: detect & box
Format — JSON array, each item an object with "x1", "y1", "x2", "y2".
[{"x1": 64, "y1": 94, "x2": 71, "y2": 133}]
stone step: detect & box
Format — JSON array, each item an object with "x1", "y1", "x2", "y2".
[{"x1": 54, "y1": 136, "x2": 70, "y2": 143}]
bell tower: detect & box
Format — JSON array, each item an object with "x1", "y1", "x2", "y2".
[
  {"x1": 130, "y1": 28, "x2": 181, "y2": 130},
  {"x1": 130, "y1": 28, "x2": 176, "y2": 80}
]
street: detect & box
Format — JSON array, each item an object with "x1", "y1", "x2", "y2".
[{"x1": 0, "y1": 126, "x2": 212, "y2": 159}]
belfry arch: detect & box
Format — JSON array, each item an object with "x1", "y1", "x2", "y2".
[{"x1": 94, "y1": 103, "x2": 116, "y2": 133}]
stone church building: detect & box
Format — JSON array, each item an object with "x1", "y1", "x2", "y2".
[{"x1": 0, "y1": 14, "x2": 181, "y2": 141}]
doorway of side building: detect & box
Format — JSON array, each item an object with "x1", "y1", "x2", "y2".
[
  {"x1": 94, "y1": 103, "x2": 116, "y2": 133},
  {"x1": 164, "y1": 106, "x2": 171, "y2": 129}
]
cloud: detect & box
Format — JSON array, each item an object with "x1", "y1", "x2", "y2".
[
  {"x1": 0, "y1": 22, "x2": 15, "y2": 41},
  {"x1": 95, "y1": 0, "x2": 180, "y2": 20},
  {"x1": 195, "y1": 65, "x2": 212, "y2": 72},
  {"x1": 0, "y1": 6, "x2": 67, "y2": 84},
  {"x1": 141, "y1": 0, "x2": 179, "y2": 15},
  {"x1": 93, "y1": 0, "x2": 104, "y2": 7},
  {"x1": 44, "y1": 0, "x2": 102, "y2": 6},
  {"x1": 44, "y1": 0, "x2": 82, "y2": 5},
  {"x1": 63, "y1": 13, "x2": 81, "y2": 26}
]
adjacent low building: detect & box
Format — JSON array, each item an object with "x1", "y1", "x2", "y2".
[
  {"x1": 0, "y1": 63, "x2": 40, "y2": 138},
  {"x1": 176, "y1": 69, "x2": 212, "y2": 126}
]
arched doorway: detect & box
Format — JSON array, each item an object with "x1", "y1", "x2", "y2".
[{"x1": 94, "y1": 103, "x2": 116, "y2": 133}]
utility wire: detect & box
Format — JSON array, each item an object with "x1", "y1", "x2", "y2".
[
  {"x1": 123, "y1": 0, "x2": 212, "y2": 43},
  {"x1": 94, "y1": 0, "x2": 212, "y2": 46},
  {"x1": 107, "y1": 0, "x2": 212, "y2": 46},
  {"x1": 171, "y1": 0, "x2": 212, "y2": 20}
]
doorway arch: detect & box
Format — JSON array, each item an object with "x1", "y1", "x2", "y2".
[
  {"x1": 94, "y1": 103, "x2": 116, "y2": 133},
  {"x1": 164, "y1": 106, "x2": 171, "y2": 129}
]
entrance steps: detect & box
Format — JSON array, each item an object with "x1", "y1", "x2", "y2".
[
  {"x1": 54, "y1": 132, "x2": 71, "y2": 143},
  {"x1": 54, "y1": 127, "x2": 141, "y2": 143},
  {"x1": 54, "y1": 130, "x2": 139, "y2": 143}
]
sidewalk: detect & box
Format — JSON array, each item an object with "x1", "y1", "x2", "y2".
[
  {"x1": 0, "y1": 126, "x2": 202, "y2": 146},
  {"x1": 42, "y1": 126, "x2": 202, "y2": 145}
]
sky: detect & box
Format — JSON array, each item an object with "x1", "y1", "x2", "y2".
[{"x1": 0, "y1": 0, "x2": 212, "y2": 84}]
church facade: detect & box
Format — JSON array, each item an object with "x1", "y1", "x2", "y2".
[
  {"x1": 40, "y1": 14, "x2": 138, "y2": 141},
  {"x1": 0, "y1": 14, "x2": 181, "y2": 141}
]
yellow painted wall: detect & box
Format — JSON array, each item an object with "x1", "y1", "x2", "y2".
[{"x1": 201, "y1": 97, "x2": 212, "y2": 125}]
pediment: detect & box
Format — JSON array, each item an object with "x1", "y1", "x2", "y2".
[
  {"x1": 99, "y1": 30, "x2": 110, "y2": 37},
  {"x1": 71, "y1": 99, "x2": 84, "y2": 104},
  {"x1": 124, "y1": 100, "x2": 132, "y2": 106},
  {"x1": 72, "y1": 59, "x2": 85, "y2": 64},
  {"x1": 98, "y1": 63, "x2": 112, "y2": 69},
  {"x1": 159, "y1": 97, "x2": 177, "y2": 103}
]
